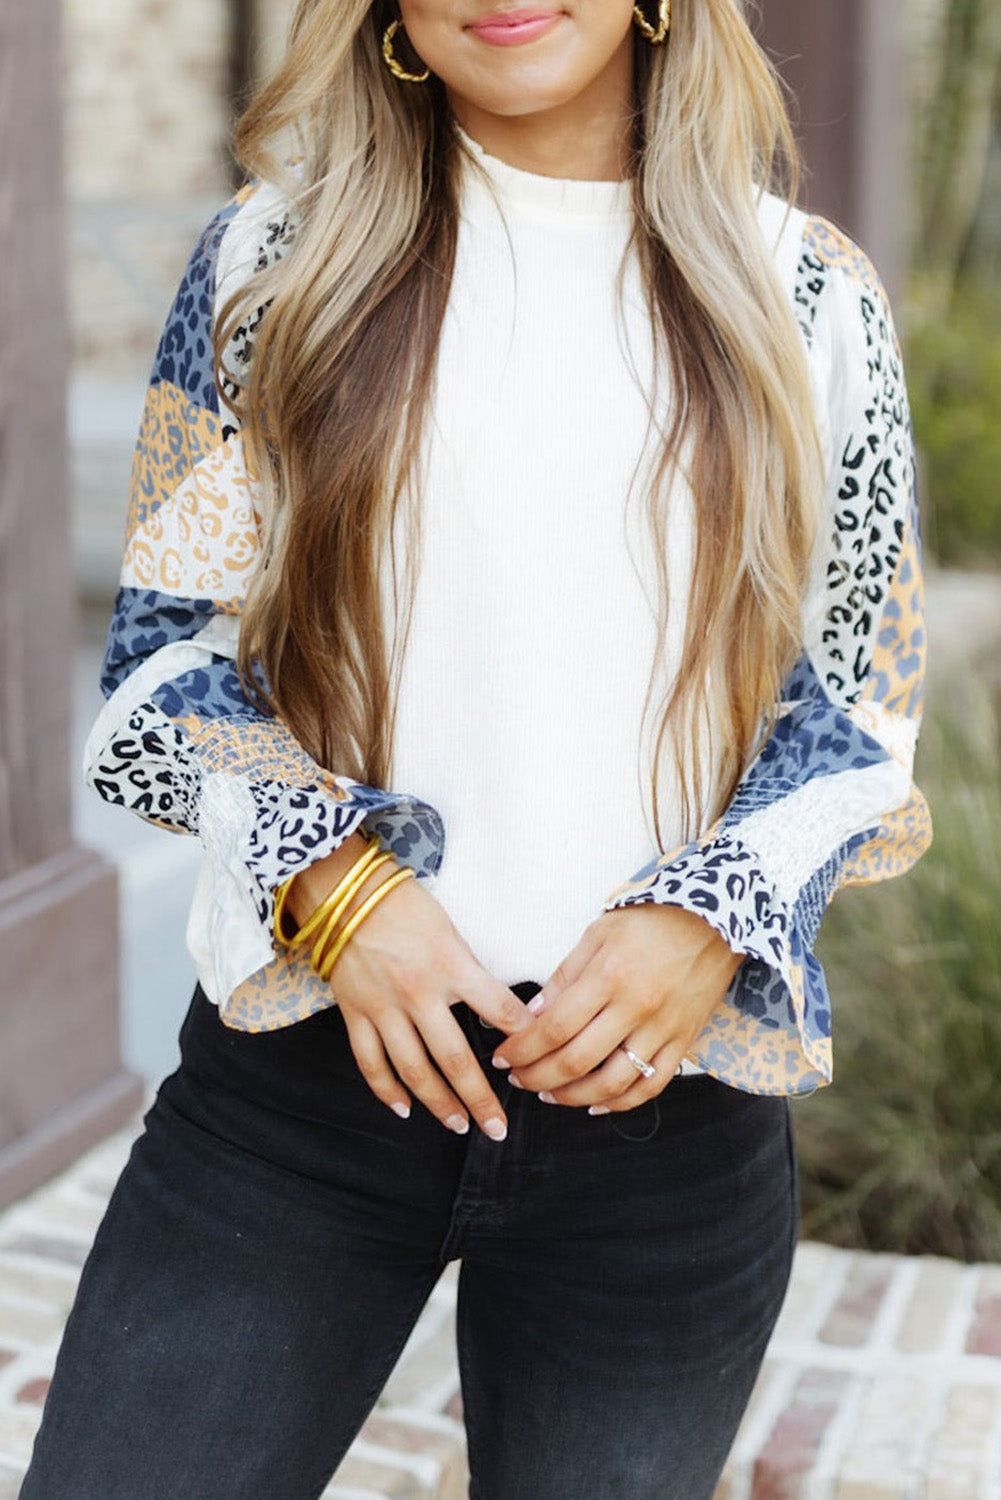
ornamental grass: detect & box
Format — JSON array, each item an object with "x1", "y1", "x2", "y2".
[{"x1": 793, "y1": 665, "x2": 1001, "y2": 1261}]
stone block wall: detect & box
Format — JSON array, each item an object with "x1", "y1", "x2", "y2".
[{"x1": 64, "y1": 0, "x2": 234, "y2": 379}]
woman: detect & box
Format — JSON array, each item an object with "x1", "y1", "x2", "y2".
[{"x1": 21, "y1": 2, "x2": 931, "y2": 1497}]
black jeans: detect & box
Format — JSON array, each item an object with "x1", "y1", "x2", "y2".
[{"x1": 20, "y1": 980, "x2": 799, "y2": 1500}]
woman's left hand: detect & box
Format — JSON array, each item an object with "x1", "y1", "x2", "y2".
[{"x1": 490, "y1": 905, "x2": 745, "y2": 1112}]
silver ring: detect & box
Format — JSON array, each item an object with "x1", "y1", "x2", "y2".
[{"x1": 620, "y1": 1045, "x2": 656, "y2": 1079}]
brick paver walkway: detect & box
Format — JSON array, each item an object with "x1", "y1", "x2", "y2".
[{"x1": 2, "y1": 1104, "x2": 1000, "y2": 1499}]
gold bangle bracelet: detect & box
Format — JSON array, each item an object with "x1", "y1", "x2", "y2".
[
  {"x1": 309, "y1": 850, "x2": 396, "y2": 973},
  {"x1": 288, "y1": 836, "x2": 383, "y2": 950},
  {"x1": 317, "y1": 865, "x2": 415, "y2": 984},
  {"x1": 294, "y1": 837, "x2": 382, "y2": 949}
]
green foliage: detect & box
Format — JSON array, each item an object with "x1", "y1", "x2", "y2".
[
  {"x1": 792, "y1": 668, "x2": 1001, "y2": 1261},
  {"x1": 906, "y1": 273, "x2": 1001, "y2": 566},
  {"x1": 911, "y1": 0, "x2": 1001, "y2": 284}
]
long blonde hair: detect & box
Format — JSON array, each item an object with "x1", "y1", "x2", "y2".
[{"x1": 218, "y1": 0, "x2": 824, "y2": 849}]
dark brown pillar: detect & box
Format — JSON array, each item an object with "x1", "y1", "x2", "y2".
[
  {"x1": 758, "y1": 0, "x2": 907, "y2": 297},
  {"x1": 0, "y1": 0, "x2": 143, "y2": 1209}
]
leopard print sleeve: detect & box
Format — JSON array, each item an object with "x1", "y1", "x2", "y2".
[
  {"x1": 601, "y1": 215, "x2": 932, "y2": 1099},
  {"x1": 82, "y1": 188, "x2": 445, "y2": 1026}
]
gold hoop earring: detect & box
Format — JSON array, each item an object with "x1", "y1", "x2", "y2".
[
  {"x1": 633, "y1": 0, "x2": 671, "y2": 44},
  {"x1": 382, "y1": 18, "x2": 431, "y2": 83}
]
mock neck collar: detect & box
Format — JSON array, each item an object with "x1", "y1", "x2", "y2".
[{"x1": 455, "y1": 123, "x2": 635, "y2": 223}]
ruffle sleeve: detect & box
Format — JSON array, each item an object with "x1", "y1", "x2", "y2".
[
  {"x1": 601, "y1": 217, "x2": 932, "y2": 1097},
  {"x1": 82, "y1": 185, "x2": 445, "y2": 1024}
]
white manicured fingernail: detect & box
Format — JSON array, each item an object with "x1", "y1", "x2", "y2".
[
  {"x1": 527, "y1": 994, "x2": 546, "y2": 1013},
  {"x1": 483, "y1": 1117, "x2": 508, "y2": 1141},
  {"x1": 538, "y1": 1091, "x2": 557, "y2": 1104},
  {"x1": 446, "y1": 1114, "x2": 470, "y2": 1134},
  {"x1": 588, "y1": 1105, "x2": 611, "y2": 1115},
  {"x1": 392, "y1": 1101, "x2": 411, "y2": 1119},
  {"x1": 493, "y1": 1054, "x2": 510, "y2": 1069}
]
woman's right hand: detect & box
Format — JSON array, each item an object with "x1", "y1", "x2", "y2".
[{"x1": 286, "y1": 835, "x2": 531, "y2": 1141}]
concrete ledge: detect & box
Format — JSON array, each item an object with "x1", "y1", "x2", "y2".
[
  {"x1": 0, "y1": 849, "x2": 145, "y2": 1212},
  {"x1": 0, "y1": 1074, "x2": 144, "y2": 1221},
  {"x1": 2, "y1": 1108, "x2": 1000, "y2": 1497}
]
